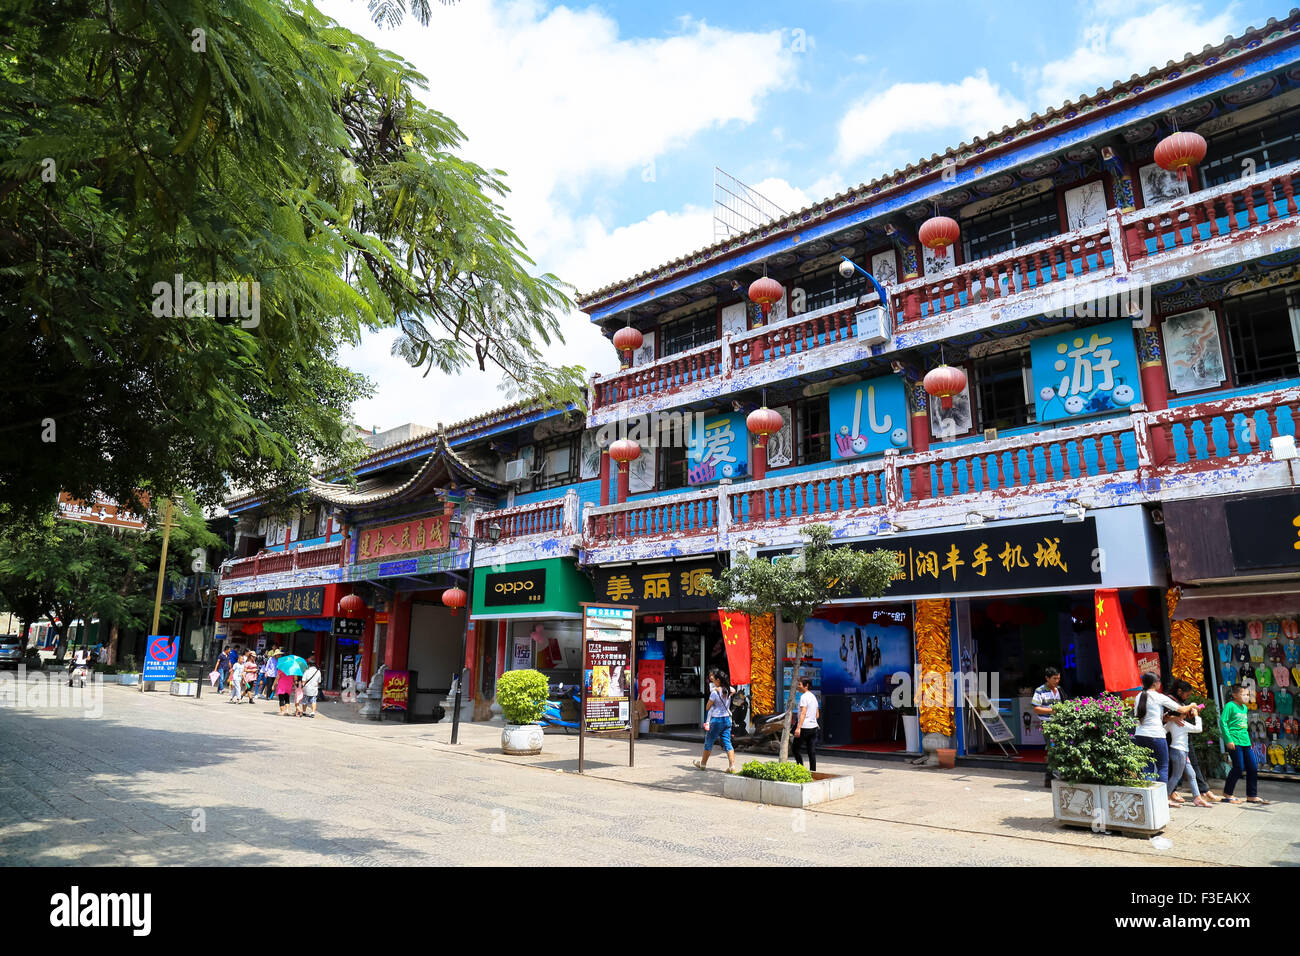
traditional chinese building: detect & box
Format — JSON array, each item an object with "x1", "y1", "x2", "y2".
[{"x1": 220, "y1": 14, "x2": 1300, "y2": 775}]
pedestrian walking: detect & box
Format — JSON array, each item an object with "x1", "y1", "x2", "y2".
[
  {"x1": 275, "y1": 667, "x2": 296, "y2": 717},
  {"x1": 1221, "y1": 683, "x2": 1271, "y2": 805},
  {"x1": 692, "y1": 668, "x2": 736, "y2": 773},
  {"x1": 241, "y1": 652, "x2": 259, "y2": 703},
  {"x1": 216, "y1": 653, "x2": 229, "y2": 694},
  {"x1": 1163, "y1": 680, "x2": 1209, "y2": 807},
  {"x1": 1132, "y1": 673, "x2": 1195, "y2": 790},
  {"x1": 792, "y1": 676, "x2": 820, "y2": 771},
  {"x1": 1032, "y1": 666, "x2": 1063, "y2": 787},
  {"x1": 227, "y1": 655, "x2": 244, "y2": 702},
  {"x1": 261, "y1": 653, "x2": 278, "y2": 699},
  {"x1": 1169, "y1": 678, "x2": 1222, "y2": 802},
  {"x1": 300, "y1": 657, "x2": 322, "y2": 718}
]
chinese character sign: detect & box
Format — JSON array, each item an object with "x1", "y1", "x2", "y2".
[
  {"x1": 1031, "y1": 320, "x2": 1141, "y2": 423},
  {"x1": 828, "y1": 375, "x2": 911, "y2": 460},
  {"x1": 357, "y1": 511, "x2": 451, "y2": 562},
  {"x1": 687, "y1": 413, "x2": 750, "y2": 485}
]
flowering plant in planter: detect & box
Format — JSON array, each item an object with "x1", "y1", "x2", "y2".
[{"x1": 1041, "y1": 694, "x2": 1150, "y2": 787}]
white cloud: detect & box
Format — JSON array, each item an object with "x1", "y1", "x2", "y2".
[
  {"x1": 834, "y1": 70, "x2": 1029, "y2": 168},
  {"x1": 1035, "y1": 1, "x2": 1243, "y2": 109},
  {"x1": 318, "y1": 0, "x2": 800, "y2": 429}
]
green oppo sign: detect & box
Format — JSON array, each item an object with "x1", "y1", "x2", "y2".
[{"x1": 470, "y1": 558, "x2": 593, "y2": 619}]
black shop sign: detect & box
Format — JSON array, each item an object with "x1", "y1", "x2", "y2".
[
  {"x1": 1227, "y1": 492, "x2": 1300, "y2": 571},
  {"x1": 223, "y1": 587, "x2": 326, "y2": 620},
  {"x1": 589, "y1": 559, "x2": 723, "y2": 612},
  {"x1": 332, "y1": 617, "x2": 365, "y2": 638},
  {"x1": 483, "y1": 567, "x2": 547, "y2": 607}
]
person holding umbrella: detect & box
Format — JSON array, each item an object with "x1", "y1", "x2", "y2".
[{"x1": 276, "y1": 654, "x2": 307, "y2": 717}]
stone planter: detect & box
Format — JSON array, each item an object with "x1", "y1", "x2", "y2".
[
  {"x1": 119, "y1": 673, "x2": 139, "y2": 686},
  {"x1": 170, "y1": 681, "x2": 197, "y2": 697},
  {"x1": 501, "y1": 723, "x2": 543, "y2": 755},
  {"x1": 724, "y1": 772, "x2": 854, "y2": 808},
  {"x1": 1051, "y1": 780, "x2": 1169, "y2": 834}
]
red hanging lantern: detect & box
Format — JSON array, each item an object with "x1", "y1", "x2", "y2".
[
  {"x1": 1153, "y1": 130, "x2": 1207, "y2": 182},
  {"x1": 747, "y1": 276, "x2": 784, "y2": 320},
  {"x1": 746, "y1": 406, "x2": 784, "y2": 437},
  {"x1": 918, "y1": 216, "x2": 960, "y2": 251},
  {"x1": 337, "y1": 593, "x2": 368, "y2": 618},
  {"x1": 612, "y1": 325, "x2": 644, "y2": 368},
  {"x1": 441, "y1": 586, "x2": 467, "y2": 616},
  {"x1": 923, "y1": 364, "x2": 968, "y2": 411},
  {"x1": 609, "y1": 439, "x2": 642, "y2": 466}
]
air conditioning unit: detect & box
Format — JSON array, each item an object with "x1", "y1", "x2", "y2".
[
  {"x1": 855, "y1": 305, "x2": 890, "y2": 345},
  {"x1": 504, "y1": 459, "x2": 529, "y2": 483}
]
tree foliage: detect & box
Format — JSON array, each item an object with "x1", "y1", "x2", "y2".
[
  {"x1": 703, "y1": 524, "x2": 898, "y2": 760},
  {"x1": 0, "y1": 0, "x2": 583, "y2": 519}
]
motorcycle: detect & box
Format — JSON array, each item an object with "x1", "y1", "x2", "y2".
[
  {"x1": 727, "y1": 686, "x2": 788, "y2": 752},
  {"x1": 539, "y1": 682, "x2": 581, "y2": 733}
]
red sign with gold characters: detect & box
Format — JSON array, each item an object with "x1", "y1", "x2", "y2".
[
  {"x1": 357, "y1": 508, "x2": 451, "y2": 562},
  {"x1": 381, "y1": 669, "x2": 411, "y2": 711},
  {"x1": 56, "y1": 492, "x2": 150, "y2": 531}
]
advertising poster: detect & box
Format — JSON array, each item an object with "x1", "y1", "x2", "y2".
[
  {"x1": 381, "y1": 669, "x2": 411, "y2": 711},
  {"x1": 686, "y1": 412, "x2": 750, "y2": 485},
  {"x1": 585, "y1": 639, "x2": 632, "y2": 733},
  {"x1": 1018, "y1": 697, "x2": 1046, "y2": 745},
  {"x1": 828, "y1": 375, "x2": 911, "y2": 460},
  {"x1": 802, "y1": 607, "x2": 912, "y2": 695},
  {"x1": 1031, "y1": 319, "x2": 1141, "y2": 423},
  {"x1": 636, "y1": 631, "x2": 665, "y2": 723}
]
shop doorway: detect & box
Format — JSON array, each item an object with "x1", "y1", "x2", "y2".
[{"x1": 408, "y1": 601, "x2": 461, "y2": 718}]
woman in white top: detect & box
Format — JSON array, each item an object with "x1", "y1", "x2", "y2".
[
  {"x1": 693, "y1": 669, "x2": 737, "y2": 773},
  {"x1": 1163, "y1": 678, "x2": 1208, "y2": 808},
  {"x1": 1132, "y1": 673, "x2": 1194, "y2": 791},
  {"x1": 793, "y1": 676, "x2": 820, "y2": 772}
]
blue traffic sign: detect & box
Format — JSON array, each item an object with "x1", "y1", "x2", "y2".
[{"x1": 143, "y1": 635, "x2": 179, "y2": 681}]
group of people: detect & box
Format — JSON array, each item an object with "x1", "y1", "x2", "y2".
[
  {"x1": 212, "y1": 645, "x2": 323, "y2": 719},
  {"x1": 1037, "y1": 665, "x2": 1273, "y2": 806},
  {"x1": 692, "y1": 669, "x2": 820, "y2": 774}
]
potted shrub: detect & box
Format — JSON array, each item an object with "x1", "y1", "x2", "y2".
[
  {"x1": 169, "y1": 676, "x2": 197, "y2": 697},
  {"x1": 723, "y1": 759, "x2": 855, "y2": 807},
  {"x1": 495, "y1": 669, "x2": 549, "y2": 755},
  {"x1": 1041, "y1": 694, "x2": 1169, "y2": 834}
]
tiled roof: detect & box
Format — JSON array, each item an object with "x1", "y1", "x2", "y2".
[{"x1": 575, "y1": 11, "x2": 1300, "y2": 312}]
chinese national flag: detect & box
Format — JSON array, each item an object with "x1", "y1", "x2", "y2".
[
  {"x1": 1094, "y1": 589, "x2": 1141, "y2": 692},
  {"x1": 718, "y1": 610, "x2": 752, "y2": 685}
]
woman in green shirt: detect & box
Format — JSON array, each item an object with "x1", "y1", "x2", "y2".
[{"x1": 1221, "y1": 684, "x2": 1270, "y2": 805}]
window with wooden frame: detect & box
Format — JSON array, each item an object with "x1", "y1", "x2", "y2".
[
  {"x1": 532, "y1": 434, "x2": 580, "y2": 492},
  {"x1": 961, "y1": 192, "x2": 1062, "y2": 263},
  {"x1": 298, "y1": 505, "x2": 320, "y2": 538},
  {"x1": 1221, "y1": 285, "x2": 1300, "y2": 386},
  {"x1": 1201, "y1": 106, "x2": 1300, "y2": 188},
  {"x1": 766, "y1": 396, "x2": 832, "y2": 469},
  {"x1": 656, "y1": 435, "x2": 690, "y2": 491},
  {"x1": 971, "y1": 347, "x2": 1035, "y2": 431},
  {"x1": 658, "y1": 309, "x2": 718, "y2": 358},
  {"x1": 798, "y1": 263, "x2": 874, "y2": 315}
]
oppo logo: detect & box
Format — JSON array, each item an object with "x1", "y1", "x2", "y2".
[{"x1": 494, "y1": 580, "x2": 535, "y2": 594}]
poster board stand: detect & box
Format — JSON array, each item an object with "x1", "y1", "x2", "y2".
[
  {"x1": 578, "y1": 603, "x2": 637, "y2": 774},
  {"x1": 965, "y1": 691, "x2": 1019, "y2": 757}
]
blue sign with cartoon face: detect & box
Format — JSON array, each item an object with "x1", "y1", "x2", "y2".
[
  {"x1": 1031, "y1": 319, "x2": 1141, "y2": 423},
  {"x1": 828, "y1": 375, "x2": 911, "y2": 460},
  {"x1": 687, "y1": 412, "x2": 750, "y2": 485}
]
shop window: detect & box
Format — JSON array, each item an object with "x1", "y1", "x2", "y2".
[
  {"x1": 1201, "y1": 107, "x2": 1300, "y2": 188},
  {"x1": 972, "y1": 347, "x2": 1034, "y2": 431},
  {"x1": 1222, "y1": 286, "x2": 1300, "y2": 386},
  {"x1": 532, "y1": 434, "x2": 579, "y2": 491},
  {"x1": 799, "y1": 263, "x2": 873, "y2": 315},
  {"x1": 961, "y1": 193, "x2": 1062, "y2": 263},
  {"x1": 658, "y1": 310, "x2": 717, "y2": 358}
]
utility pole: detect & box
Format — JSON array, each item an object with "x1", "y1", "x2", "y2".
[{"x1": 150, "y1": 499, "x2": 174, "y2": 636}]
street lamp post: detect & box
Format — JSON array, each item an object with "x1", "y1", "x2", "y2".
[{"x1": 448, "y1": 515, "x2": 501, "y2": 745}]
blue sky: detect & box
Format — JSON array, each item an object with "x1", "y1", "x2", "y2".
[{"x1": 318, "y1": 0, "x2": 1275, "y2": 430}]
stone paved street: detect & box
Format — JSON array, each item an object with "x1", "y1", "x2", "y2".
[{"x1": 0, "y1": 676, "x2": 1296, "y2": 866}]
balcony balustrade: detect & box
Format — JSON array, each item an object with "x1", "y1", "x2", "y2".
[{"x1": 220, "y1": 540, "x2": 345, "y2": 581}]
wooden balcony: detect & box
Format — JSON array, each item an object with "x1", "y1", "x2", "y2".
[
  {"x1": 588, "y1": 159, "x2": 1300, "y2": 419},
  {"x1": 220, "y1": 540, "x2": 345, "y2": 580}
]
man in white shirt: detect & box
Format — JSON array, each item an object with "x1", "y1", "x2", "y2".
[
  {"x1": 1032, "y1": 667, "x2": 1063, "y2": 787},
  {"x1": 793, "y1": 677, "x2": 820, "y2": 771},
  {"x1": 300, "y1": 657, "x2": 323, "y2": 718}
]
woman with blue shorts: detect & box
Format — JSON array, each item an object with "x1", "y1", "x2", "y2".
[{"x1": 693, "y1": 668, "x2": 737, "y2": 773}]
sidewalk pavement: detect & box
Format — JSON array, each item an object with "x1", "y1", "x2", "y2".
[{"x1": 159, "y1": 687, "x2": 1299, "y2": 865}]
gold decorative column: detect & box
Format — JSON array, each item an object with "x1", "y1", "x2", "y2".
[
  {"x1": 749, "y1": 614, "x2": 775, "y2": 714},
  {"x1": 1166, "y1": 588, "x2": 1207, "y2": 696},
  {"x1": 915, "y1": 599, "x2": 954, "y2": 736}
]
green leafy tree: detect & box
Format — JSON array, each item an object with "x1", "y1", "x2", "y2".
[
  {"x1": 703, "y1": 525, "x2": 898, "y2": 761},
  {"x1": 0, "y1": 495, "x2": 221, "y2": 664},
  {"x1": 0, "y1": 0, "x2": 583, "y2": 520}
]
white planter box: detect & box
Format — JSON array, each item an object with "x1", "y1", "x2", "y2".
[
  {"x1": 724, "y1": 772, "x2": 854, "y2": 807},
  {"x1": 1051, "y1": 779, "x2": 1169, "y2": 834},
  {"x1": 501, "y1": 723, "x2": 543, "y2": 755},
  {"x1": 169, "y1": 682, "x2": 197, "y2": 697}
]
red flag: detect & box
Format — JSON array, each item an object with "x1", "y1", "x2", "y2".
[
  {"x1": 718, "y1": 610, "x2": 752, "y2": 685},
  {"x1": 1094, "y1": 589, "x2": 1141, "y2": 692}
]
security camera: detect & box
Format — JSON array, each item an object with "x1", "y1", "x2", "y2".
[{"x1": 838, "y1": 260, "x2": 856, "y2": 279}]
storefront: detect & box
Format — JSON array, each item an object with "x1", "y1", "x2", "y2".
[
  {"x1": 1165, "y1": 490, "x2": 1300, "y2": 780},
  {"x1": 589, "y1": 558, "x2": 725, "y2": 727},
  {"x1": 215, "y1": 584, "x2": 350, "y2": 689},
  {"x1": 471, "y1": 558, "x2": 594, "y2": 716}
]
